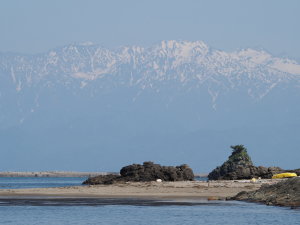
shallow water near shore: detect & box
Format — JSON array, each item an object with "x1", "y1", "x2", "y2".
[
  {"x1": 0, "y1": 177, "x2": 87, "y2": 189},
  {"x1": 0, "y1": 199, "x2": 299, "y2": 225}
]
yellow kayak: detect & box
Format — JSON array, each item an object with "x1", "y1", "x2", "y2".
[{"x1": 272, "y1": 173, "x2": 297, "y2": 179}]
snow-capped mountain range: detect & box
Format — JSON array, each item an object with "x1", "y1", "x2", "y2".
[
  {"x1": 1, "y1": 40, "x2": 300, "y2": 102},
  {"x1": 0, "y1": 40, "x2": 299, "y2": 171}
]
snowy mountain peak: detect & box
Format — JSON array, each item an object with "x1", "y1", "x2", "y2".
[
  {"x1": 235, "y1": 48, "x2": 271, "y2": 64},
  {"x1": 79, "y1": 41, "x2": 95, "y2": 46},
  {"x1": 1, "y1": 40, "x2": 300, "y2": 101},
  {"x1": 159, "y1": 40, "x2": 209, "y2": 56}
]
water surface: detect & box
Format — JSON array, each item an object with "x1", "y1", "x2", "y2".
[
  {"x1": 0, "y1": 177, "x2": 86, "y2": 189},
  {"x1": 0, "y1": 200, "x2": 299, "y2": 225}
]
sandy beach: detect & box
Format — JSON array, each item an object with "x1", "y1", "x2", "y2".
[{"x1": 0, "y1": 180, "x2": 280, "y2": 199}]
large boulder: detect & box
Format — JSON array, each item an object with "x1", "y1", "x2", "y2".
[
  {"x1": 208, "y1": 145, "x2": 284, "y2": 180},
  {"x1": 83, "y1": 161, "x2": 194, "y2": 185}
]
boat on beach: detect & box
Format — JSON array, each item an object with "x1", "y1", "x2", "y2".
[{"x1": 271, "y1": 173, "x2": 297, "y2": 179}]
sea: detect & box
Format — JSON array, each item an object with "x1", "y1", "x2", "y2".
[
  {"x1": 0, "y1": 177, "x2": 86, "y2": 189},
  {"x1": 0, "y1": 177, "x2": 299, "y2": 225}
]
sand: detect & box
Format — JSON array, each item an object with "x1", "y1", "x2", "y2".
[{"x1": 0, "y1": 180, "x2": 280, "y2": 200}]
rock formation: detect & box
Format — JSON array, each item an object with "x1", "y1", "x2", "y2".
[
  {"x1": 231, "y1": 177, "x2": 300, "y2": 208},
  {"x1": 83, "y1": 161, "x2": 194, "y2": 185},
  {"x1": 208, "y1": 145, "x2": 284, "y2": 180}
]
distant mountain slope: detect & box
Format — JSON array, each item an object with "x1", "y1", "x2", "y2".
[
  {"x1": 0, "y1": 41, "x2": 299, "y2": 172},
  {"x1": 1, "y1": 40, "x2": 300, "y2": 97}
]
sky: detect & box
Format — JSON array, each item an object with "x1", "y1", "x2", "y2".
[{"x1": 1, "y1": 0, "x2": 300, "y2": 61}]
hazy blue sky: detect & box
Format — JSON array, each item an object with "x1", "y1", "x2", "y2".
[{"x1": 1, "y1": 0, "x2": 300, "y2": 61}]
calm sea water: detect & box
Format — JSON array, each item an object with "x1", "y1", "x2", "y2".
[
  {"x1": 0, "y1": 177, "x2": 299, "y2": 225},
  {"x1": 0, "y1": 200, "x2": 299, "y2": 225},
  {"x1": 0, "y1": 177, "x2": 86, "y2": 189}
]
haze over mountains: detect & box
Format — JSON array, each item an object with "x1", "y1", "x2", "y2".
[{"x1": 1, "y1": 40, "x2": 299, "y2": 172}]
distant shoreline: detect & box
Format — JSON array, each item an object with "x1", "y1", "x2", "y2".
[
  {"x1": 0, "y1": 171, "x2": 117, "y2": 178},
  {"x1": 0, "y1": 172, "x2": 208, "y2": 178}
]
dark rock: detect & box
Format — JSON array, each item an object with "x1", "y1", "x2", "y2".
[
  {"x1": 83, "y1": 161, "x2": 194, "y2": 185},
  {"x1": 208, "y1": 145, "x2": 284, "y2": 180},
  {"x1": 231, "y1": 177, "x2": 300, "y2": 208},
  {"x1": 82, "y1": 174, "x2": 120, "y2": 185}
]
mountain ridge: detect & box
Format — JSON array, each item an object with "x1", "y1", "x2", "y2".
[
  {"x1": 1, "y1": 40, "x2": 300, "y2": 87},
  {"x1": 1, "y1": 40, "x2": 300, "y2": 114},
  {"x1": 0, "y1": 40, "x2": 299, "y2": 171}
]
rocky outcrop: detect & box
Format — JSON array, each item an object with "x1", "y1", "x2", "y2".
[
  {"x1": 231, "y1": 177, "x2": 300, "y2": 208},
  {"x1": 83, "y1": 161, "x2": 194, "y2": 185},
  {"x1": 82, "y1": 174, "x2": 120, "y2": 185},
  {"x1": 208, "y1": 145, "x2": 284, "y2": 180}
]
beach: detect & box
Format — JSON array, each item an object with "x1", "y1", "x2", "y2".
[
  {"x1": 1, "y1": 178, "x2": 298, "y2": 225},
  {"x1": 0, "y1": 180, "x2": 279, "y2": 199}
]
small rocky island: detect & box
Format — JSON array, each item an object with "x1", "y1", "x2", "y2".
[
  {"x1": 208, "y1": 145, "x2": 300, "y2": 208},
  {"x1": 208, "y1": 145, "x2": 299, "y2": 180},
  {"x1": 83, "y1": 161, "x2": 194, "y2": 185}
]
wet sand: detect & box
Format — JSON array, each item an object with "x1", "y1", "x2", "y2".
[
  {"x1": 0, "y1": 180, "x2": 280, "y2": 199},
  {"x1": 0, "y1": 197, "x2": 237, "y2": 207}
]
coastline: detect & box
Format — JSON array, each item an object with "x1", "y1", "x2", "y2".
[
  {"x1": 231, "y1": 177, "x2": 300, "y2": 208},
  {"x1": 0, "y1": 180, "x2": 278, "y2": 199},
  {"x1": 0, "y1": 171, "x2": 114, "y2": 178}
]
